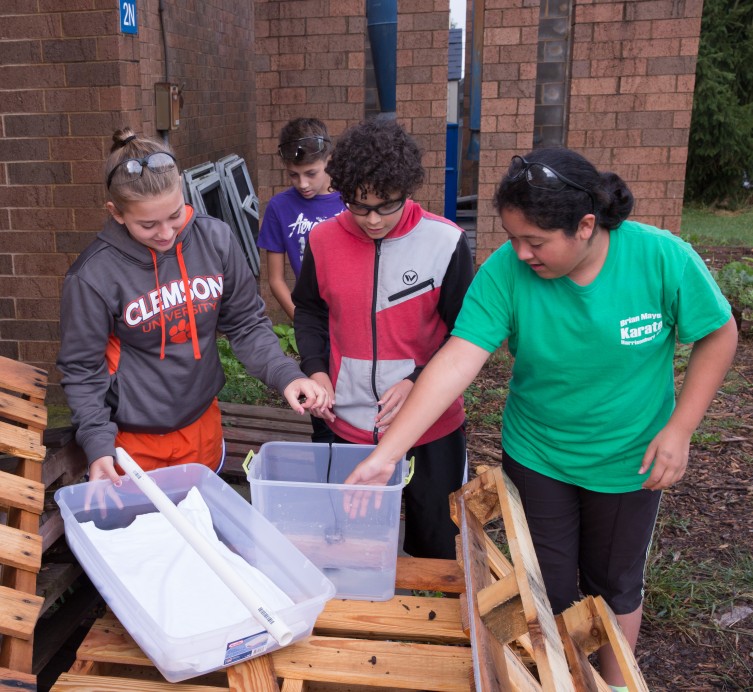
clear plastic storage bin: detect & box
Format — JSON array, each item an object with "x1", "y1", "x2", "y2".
[
  {"x1": 55, "y1": 464, "x2": 335, "y2": 683},
  {"x1": 247, "y1": 442, "x2": 408, "y2": 601}
]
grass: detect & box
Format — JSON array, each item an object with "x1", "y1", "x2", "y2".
[{"x1": 680, "y1": 206, "x2": 753, "y2": 247}]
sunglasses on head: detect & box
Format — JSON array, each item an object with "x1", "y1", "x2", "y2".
[
  {"x1": 346, "y1": 195, "x2": 406, "y2": 217},
  {"x1": 507, "y1": 155, "x2": 596, "y2": 211},
  {"x1": 106, "y1": 152, "x2": 178, "y2": 189},
  {"x1": 277, "y1": 136, "x2": 331, "y2": 163}
]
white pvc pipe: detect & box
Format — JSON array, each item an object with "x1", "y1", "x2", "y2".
[{"x1": 115, "y1": 448, "x2": 293, "y2": 646}]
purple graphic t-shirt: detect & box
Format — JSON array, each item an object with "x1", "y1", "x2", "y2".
[{"x1": 257, "y1": 188, "x2": 345, "y2": 277}]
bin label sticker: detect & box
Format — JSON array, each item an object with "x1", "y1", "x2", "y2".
[{"x1": 224, "y1": 631, "x2": 271, "y2": 665}]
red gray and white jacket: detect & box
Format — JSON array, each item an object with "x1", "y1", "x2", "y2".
[
  {"x1": 57, "y1": 208, "x2": 304, "y2": 465},
  {"x1": 292, "y1": 200, "x2": 474, "y2": 445}
]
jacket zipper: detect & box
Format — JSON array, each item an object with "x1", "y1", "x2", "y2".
[
  {"x1": 387, "y1": 278, "x2": 435, "y2": 302},
  {"x1": 371, "y1": 239, "x2": 382, "y2": 444}
]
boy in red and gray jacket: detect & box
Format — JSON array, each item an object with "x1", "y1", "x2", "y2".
[{"x1": 292, "y1": 119, "x2": 474, "y2": 559}]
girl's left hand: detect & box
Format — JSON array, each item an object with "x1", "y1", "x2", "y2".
[
  {"x1": 283, "y1": 377, "x2": 332, "y2": 417},
  {"x1": 375, "y1": 379, "x2": 414, "y2": 432},
  {"x1": 639, "y1": 423, "x2": 692, "y2": 490}
]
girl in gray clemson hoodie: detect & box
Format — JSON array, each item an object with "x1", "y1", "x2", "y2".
[{"x1": 57, "y1": 128, "x2": 331, "y2": 487}]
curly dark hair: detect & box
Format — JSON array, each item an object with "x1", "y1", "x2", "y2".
[
  {"x1": 493, "y1": 147, "x2": 634, "y2": 236},
  {"x1": 326, "y1": 118, "x2": 425, "y2": 202}
]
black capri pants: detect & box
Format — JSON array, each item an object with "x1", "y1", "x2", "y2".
[{"x1": 503, "y1": 451, "x2": 662, "y2": 615}]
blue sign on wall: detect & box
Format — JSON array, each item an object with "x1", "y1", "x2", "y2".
[{"x1": 120, "y1": 0, "x2": 138, "y2": 34}]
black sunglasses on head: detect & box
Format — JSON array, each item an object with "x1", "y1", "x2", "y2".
[
  {"x1": 278, "y1": 136, "x2": 331, "y2": 163},
  {"x1": 508, "y1": 155, "x2": 596, "y2": 211},
  {"x1": 106, "y1": 152, "x2": 178, "y2": 189}
]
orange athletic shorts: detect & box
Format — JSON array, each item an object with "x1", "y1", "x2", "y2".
[{"x1": 114, "y1": 398, "x2": 224, "y2": 473}]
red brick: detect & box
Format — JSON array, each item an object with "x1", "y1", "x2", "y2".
[
  {"x1": 52, "y1": 184, "x2": 105, "y2": 209},
  {"x1": 65, "y1": 61, "x2": 123, "y2": 87},
  {"x1": 0, "y1": 14, "x2": 61, "y2": 40},
  {"x1": 0, "y1": 40, "x2": 42, "y2": 64},
  {"x1": 69, "y1": 112, "x2": 131, "y2": 136},
  {"x1": 60, "y1": 11, "x2": 117, "y2": 38},
  {"x1": 43, "y1": 37, "x2": 98, "y2": 62},
  {"x1": 0, "y1": 139, "x2": 50, "y2": 162},
  {"x1": 0, "y1": 64, "x2": 66, "y2": 89},
  {"x1": 13, "y1": 253, "x2": 72, "y2": 277},
  {"x1": 0, "y1": 277, "x2": 59, "y2": 299},
  {"x1": 8, "y1": 162, "x2": 71, "y2": 185},
  {"x1": 0, "y1": 320, "x2": 60, "y2": 341},
  {"x1": 650, "y1": 18, "x2": 702, "y2": 40},
  {"x1": 56, "y1": 230, "x2": 100, "y2": 252}
]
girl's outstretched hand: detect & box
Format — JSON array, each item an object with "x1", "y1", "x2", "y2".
[
  {"x1": 342, "y1": 455, "x2": 398, "y2": 519},
  {"x1": 85, "y1": 455, "x2": 124, "y2": 518}
]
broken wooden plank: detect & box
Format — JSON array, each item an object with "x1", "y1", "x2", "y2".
[{"x1": 491, "y1": 468, "x2": 574, "y2": 692}]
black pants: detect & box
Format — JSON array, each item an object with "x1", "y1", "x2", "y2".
[
  {"x1": 502, "y1": 451, "x2": 662, "y2": 615},
  {"x1": 334, "y1": 425, "x2": 467, "y2": 560}
]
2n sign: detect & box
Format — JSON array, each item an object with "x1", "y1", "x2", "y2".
[{"x1": 120, "y1": 0, "x2": 138, "y2": 35}]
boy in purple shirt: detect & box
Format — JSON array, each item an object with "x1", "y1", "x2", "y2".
[{"x1": 258, "y1": 118, "x2": 345, "y2": 320}]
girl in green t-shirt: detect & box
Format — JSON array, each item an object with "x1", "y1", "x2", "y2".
[{"x1": 343, "y1": 147, "x2": 738, "y2": 690}]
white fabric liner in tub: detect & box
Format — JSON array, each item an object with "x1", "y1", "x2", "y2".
[{"x1": 81, "y1": 487, "x2": 294, "y2": 639}]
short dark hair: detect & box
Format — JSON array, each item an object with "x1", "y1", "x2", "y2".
[
  {"x1": 493, "y1": 147, "x2": 634, "y2": 235},
  {"x1": 278, "y1": 118, "x2": 333, "y2": 164},
  {"x1": 326, "y1": 118, "x2": 425, "y2": 203}
]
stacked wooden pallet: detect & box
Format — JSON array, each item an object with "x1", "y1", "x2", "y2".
[
  {"x1": 0, "y1": 356, "x2": 48, "y2": 689},
  {"x1": 49, "y1": 465, "x2": 649, "y2": 691}
]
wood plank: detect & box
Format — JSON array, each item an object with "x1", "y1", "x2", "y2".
[
  {"x1": 0, "y1": 391, "x2": 47, "y2": 430},
  {"x1": 0, "y1": 585, "x2": 43, "y2": 640},
  {"x1": 0, "y1": 524, "x2": 42, "y2": 572},
  {"x1": 316, "y1": 595, "x2": 467, "y2": 644},
  {"x1": 0, "y1": 358, "x2": 47, "y2": 401},
  {"x1": 219, "y1": 402, "x2": 311, "y2": 424},
  {"x1": 555, "y1": 616, "x2": 604, "y2": 692},
  {"x1": 476, "y1": 574, "x2": 527, "y2": 645},
  {"x1": 0, "y1": 665, "x2": 36, "y2": 691},
  {"x1": 559, "y1": 597, "x2": 608, "y2": 656},
  {"x1": 492, "y1": 468, "x2": 573, "y2": 692},
  {"x1": 269, "y1": 635, "x2": 472, "y2": 691},
  {"x1": 50, "y1": 673, "x2": 229, "y2": 691},
  {"x1": 280, "y1": 680, "x2": 304, "y2": 692},
  {"x1": 227, "y1": 657, "x2": 279, "y2": 692},
  {"x1": 36, "y1": 562, "x2": 84, "y2": 617},
  {"x1": 394, "y1": 557, "x2": 464, "y2": 594},
  {"x1": 41, "y1": 440, "x2": 87, "y2": 490},
  {"x1": 40, "y1": 510, "x2": 65, "y2": 554},
  {"x1": 33, "y1": 579, "x2": 101, "y2": 674},
  {"x1": 0, "y1": 421, "x2": 45, "y2": 462},
  {"x1": 592, "y1": 597, "x2": 649, "y2": 691},
  {"x1": 0, "y1": 471, "x2": 44, "y2": 514},
  {"x1": 222, "y1": 414, "x2": 312, "y2": 436},
  {"x1": 455, "y1": 495, "x2": 511, "y2": 692}
]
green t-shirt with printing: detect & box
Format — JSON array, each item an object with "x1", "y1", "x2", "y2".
[{"x1": 452, "y1": 220, "x2": 731, "y2": 492}]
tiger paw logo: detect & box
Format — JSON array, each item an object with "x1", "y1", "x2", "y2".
[{"x1": 169, "y1": 319, "x2": 193, "y2": 344}]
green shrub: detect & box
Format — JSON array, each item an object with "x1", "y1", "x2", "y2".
[
  {"x1": 713, "y1": 258, "x2": 753, "y2": 328},
  {"x1": 272, "y1": 323, "x2": 298, "y2": 355},
  {"x1": 216, "y1": 337, "x2": 276, "y2": 405}
]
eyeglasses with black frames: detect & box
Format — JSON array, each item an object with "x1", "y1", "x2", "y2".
[
  {"x1": 106, "y1": 152, "x2": 178, "y2": 189},
  {"x1": 277, "y1": 136, "x2": 331, "y2": 163},
  {"x1": 346, "y1": 196, "x2": 406, "y2": 217},
  {"x1": 507, "y1": 155, "x2": 596, "y2": 211}
]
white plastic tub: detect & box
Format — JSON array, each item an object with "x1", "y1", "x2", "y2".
[
  {"x1": 55, "y1": 464, "x2": 335, "y2": 682},
  {"x1": 247, "y1": 442, "x2": 408, "y2": 601}
]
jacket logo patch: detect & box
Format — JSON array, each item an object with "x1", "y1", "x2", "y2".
[{"x1": 402, "y1": 270, "x2": 418, "y2": 285}]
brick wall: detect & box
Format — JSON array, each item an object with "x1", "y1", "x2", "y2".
[
  {"x1": 0, "y1": 2, "x2": 255, "y2": 401},
  {"x1": 475, "y1": 0, "x2": 539, "y2": 264},
  {"x1": 474, "y1": 0, "x2": 702, "y2": 265},
  {"x1": 568, "y1": 0, "x2": 703, "y2": 232}
]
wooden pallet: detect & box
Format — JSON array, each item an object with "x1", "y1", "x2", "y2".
[
  {"x1": 0, "y1": 356, "x2": 48, "y2": 687},
  {"x1": 219, "y1": 402, "x2": 313, "y2": 478},
  {"x1": 50, "y1": 467, "x2": 649, "y2": 691}
]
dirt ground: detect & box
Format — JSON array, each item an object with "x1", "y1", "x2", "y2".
[{"x1": 465, "y1": 246, "x2": 753, "y2": 690}]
